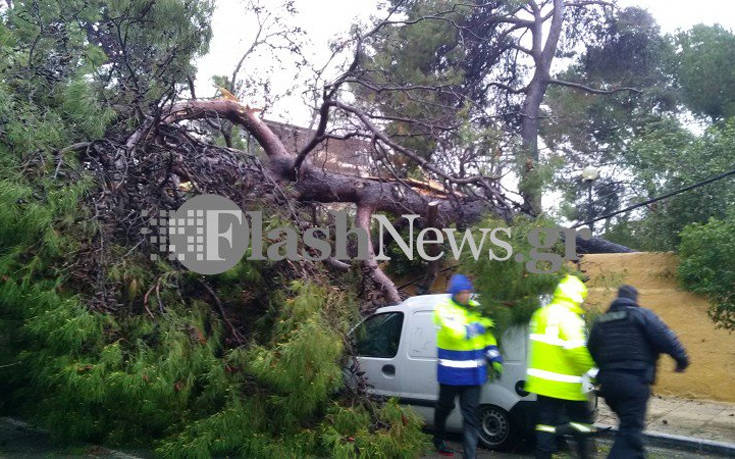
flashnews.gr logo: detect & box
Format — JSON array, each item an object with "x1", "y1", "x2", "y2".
[
  {"x1": 141, "y1": 194, "x2": 248, "y2": 274},
  {"x1": 142, "y1": 193, "x2": 592, "y2": 275}
]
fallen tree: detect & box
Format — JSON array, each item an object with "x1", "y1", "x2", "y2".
[
  {"x1": 52, "y1": 0, "x2": 635, "y2": 306},
  {"x1": 125, "y1": 95, "x2": 631, "y2": 302}
]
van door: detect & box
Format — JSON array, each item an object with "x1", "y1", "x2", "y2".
[
  {"x1": 351, "y1": 311, "x2": 405, "y2": 397},
  {"x1": 399, "y1": 308, "x2": 440, "y2": 403},
  {"x1": 479, "y1": 324, "x2": 533, "y2": 411}
]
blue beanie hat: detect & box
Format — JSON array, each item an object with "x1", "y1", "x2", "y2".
[
  {"x1": 448, "y1": 274, "x2": 473, "y2": 295},
  {"x1": 617, "y1": 284, "x2": 638, "y2": 302}
]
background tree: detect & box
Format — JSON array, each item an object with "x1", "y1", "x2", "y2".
[
  {"x1": 602, "y1": 118, "x2": 735, "y2": 251},
  {"x1": 676, "y1": 24, "x2": 735, "y2": 121},
  {"x1": 542, "y1": 7, "x2": 678, "y2": 232},
  {"x1": 678, "y1": 214, "x2": 735, "y2": 330},
  {"x1": 352, "y1": 0, "x2": 642, "y2": 215},
  {"x1": 544, "y1": 18, "x2": 735, "y2": 251}
]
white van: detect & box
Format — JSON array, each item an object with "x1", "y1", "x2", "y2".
[{"x1": 346, "y1": 294, "x2": 538, "y2": 450}]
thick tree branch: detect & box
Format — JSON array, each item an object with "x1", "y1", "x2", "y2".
[
  {"x1": 162, "y1": 99, "x2": 291, "y2": 161},
  {"x1": 153, "y1": 97, "x2": 631, "y2": 301},
  {"x1": 541, "y1": 0, "x2": 565, "y2": 68},
  {"x1": 293, "y1": 96, "x2": 330, "y2": 172},
  {"x1": 356, "y1": 205, "x2": 401, "y2": 303},
  {"x1": 293, "y1": 40, "x2": 363, "y2": 173},
  {"x1": 159, "y1": 99, "x2": 494, "y2": 220}
]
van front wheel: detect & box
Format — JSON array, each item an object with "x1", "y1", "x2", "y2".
[{"x1": 478, "y1": 404, "x2": 514, "y2": 450}]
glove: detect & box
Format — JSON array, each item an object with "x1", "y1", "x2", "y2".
[
  {"x1": 465, "y1": 322, "x2": 486, "y2": 339},
  {"x1": 582, "y1": 368, "x2": 598, "y2": 394},
  {"x1": 586, "y1": 367, "x2": 599, "y2": 383},
  {"x1": 492, "y1": 361, "x2": 503, "y2": 376},
  {"x1": 485, "y1": 346, "x2": 503, "y2": 379},
  {"x1": 675, "y1": 358, "x2": 689, "y2": 373}
]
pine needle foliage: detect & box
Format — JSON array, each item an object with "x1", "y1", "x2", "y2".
[
  {"x1": 458, "y1": 216, "x2": 575, "y2": 337},
  {"x1": 1, "y1": 206, "x2": 429, "y2": 457},
  {"x1": 0, "y1": 178, "x2": 430, "y2": 455},
  {"x1": 155, "y1": 282, "x2": 429, "y2": 458},
  {"x1": 0, "y1": 1, "x2": 429, "y2": 456}
]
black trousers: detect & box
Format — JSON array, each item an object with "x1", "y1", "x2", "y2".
[
  {"x1": 535, "y1": 394, "x2": 593, "y2": 459},
  {"x1": 598, "y1": 370, "x2": 650, "y2": 459},
  {"x1": 434, "y1": 383, "x2": 481, "y2": 459}
]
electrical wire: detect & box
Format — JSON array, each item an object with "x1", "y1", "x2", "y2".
[{"x1": 572, "y1": 165, "x2": 735, "y2": 229}]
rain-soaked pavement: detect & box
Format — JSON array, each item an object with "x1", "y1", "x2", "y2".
[{"x1": 0, "y1": 416, "x2": 729, "y2": 458}]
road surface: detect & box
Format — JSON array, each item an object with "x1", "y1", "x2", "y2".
[
  {"x1": 423, "y1": 434, "x2": 731, "y2": 458},
  {"x1": 0, "y1": 417, "x2": 728, "y2": 458}
]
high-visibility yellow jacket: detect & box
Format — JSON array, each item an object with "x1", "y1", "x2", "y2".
[
  {"x1": 524, "y1": 297, "x2": 595, "y2": 401},
  {"x1": 433, "y1": 297, "x2": 502, "y2": 386}
]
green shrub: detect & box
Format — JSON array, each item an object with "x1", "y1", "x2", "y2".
[{"x1": 678, "y1": 216, "x2": 735, "y2": 329}]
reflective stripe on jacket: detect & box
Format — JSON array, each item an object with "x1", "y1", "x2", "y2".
[
  {"x1": 433, "y1": 297, "x2": 500, "y2": 386},
  {"x1": 524, "y1": 298, "x2": 594, "y2": 401}
]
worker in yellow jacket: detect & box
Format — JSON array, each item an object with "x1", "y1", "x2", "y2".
[
  {"x1": 432, "y1": 274, "x2": 502, "y2": 458},
  {"x1": 525, "y1": 274, "x2": 596, "y2": 459}
]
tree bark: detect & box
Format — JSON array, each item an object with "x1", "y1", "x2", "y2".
[
  {"x1": 519, "y1": 0, "x2": 565, "y2": 215},
  {"x1": 355, "y1": 205, "x2": 401, "y2": 303}
]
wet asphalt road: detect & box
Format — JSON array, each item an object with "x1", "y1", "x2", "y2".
[
  {"x1": 422, "y1": 433, "x2": 730, "y2": 458},
  {"x1": 0, "y1": 417, "x2": 728, "y2": 458}
]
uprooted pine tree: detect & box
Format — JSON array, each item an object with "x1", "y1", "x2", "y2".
[{"x1": 0, "y1": 2, "x2": 434, "y2": 456}]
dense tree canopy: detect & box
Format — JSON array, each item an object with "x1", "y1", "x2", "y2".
[{"x1": 676, "y1": 24, "x2": 735, "y2": 121}]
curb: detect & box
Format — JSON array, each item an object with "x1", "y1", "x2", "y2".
[{"x1": 595, "y1": 423, "x2": 735, "y2": 457}]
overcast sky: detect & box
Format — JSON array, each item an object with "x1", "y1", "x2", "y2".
[{"x1": 194, "y1": 0, "x2": 735, "y2": 125}]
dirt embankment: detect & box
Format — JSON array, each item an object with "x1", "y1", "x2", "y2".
[{"x1": 581, "y1": 252, "x2": 735, "y2": 402}]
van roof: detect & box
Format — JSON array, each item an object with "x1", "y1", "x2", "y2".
[
  {"x1": 374, "y1": 293, "x2": 551, "y2": 315},
  {"x1": 375, "y1": 293, "x2": 451, "y2": 314}
]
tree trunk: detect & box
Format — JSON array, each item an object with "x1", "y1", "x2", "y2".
[
  {"x1": 519, "y1": 77, "x2": 546, "y2": 215},
  {"x1": 519, "y1": 0, "x2": 565, "y2": 215}
]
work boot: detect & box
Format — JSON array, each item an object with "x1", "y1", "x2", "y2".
[
  {"x1": 433, "y1": 438, "x2": 455, "y2": 456},
  {"x1": 555, "y1": 422, "x2": 594, "y2": 459}
]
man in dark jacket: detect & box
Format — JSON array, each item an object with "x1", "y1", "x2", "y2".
[{"x1": 587, "y1": 285, "x2": 689, "y2": 459}]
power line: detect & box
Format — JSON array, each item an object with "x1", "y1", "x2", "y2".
[{"x1": 572, "y1": 165, "x2": 735, "y2": 229}]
